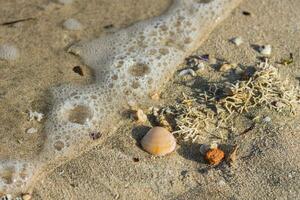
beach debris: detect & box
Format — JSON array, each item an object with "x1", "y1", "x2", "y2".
[
  {"x1": 219, "y1": 63, "x2": 237, "y2": 72},
  {"x1": 216, "y1": 61, "x2": 299, "y2": 115},
  {"x1": 1, "y1": 18, "x2": 35, "y2": 26},
  {"x1": 185, "y1": 55, "x2": 207, "y2": 69},
  {"x1": 259, "y1": 44, "x2": 272, "y2": 56},
  {"x1": 28, "y1": 110, "x2": 44, "y2": 122},
  {"x1": 26, "y1": 128, "x2": 37, "y2": 134},
  {"x1": 0, "y1": 44, "x2": 19, "y2": 61},
  {"x1": 278, "y1": 53, "x2": 293, "y2": 66},
  {"x1": 21, "y1": 194, "x2": 32, "y2": 200},
  {"x1": 103, "y1": 24, "x2": 114, "y2": 29},
  {"x1": 135, "y1": 109, "x2": 148, "y2": 123},
  {"x1": 226, "y1": 145, "x2": 238, "y2": 166},
  {"x1": 132, "y1": 157, "x2": 140, "y2": 162},
  {"x1": 89, "y1": 132, "x2": 101, "y2": 140},
  {"x1": 63, "y1": 18, "x2": 82, "y2": 31},
  {"x1": 141, "y1": 126, "x2": 176, "y2": 156},
  {"x1": 242, "y1": 11, "x2": 251, "y2": 16},
  {"x1": 231, "y1": 36, "x2": 243, "y2": 46},
  {"x1": 178, "y1": 68, "x2": 196, "y2": 77},
  {"x1": 204, "y1": 147, "x2": 225, "y2": 165},
  {"x1": 72, "y1": 66, "x2": 84, "y2": 76}
]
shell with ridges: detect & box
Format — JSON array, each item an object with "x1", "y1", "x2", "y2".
[{"x1": 141, "y1": 127, "x2": 176, "y2": 156}]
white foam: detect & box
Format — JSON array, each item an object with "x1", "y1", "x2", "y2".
[{"x1": 0, "y1": 0, "x2": 242, "y2": 196}]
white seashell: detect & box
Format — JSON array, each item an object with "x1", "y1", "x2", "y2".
[
  {"x1": 26, "y1": 128, "x2": 38, "y2": 134},
  {"x1": 259, "y1": 44, "x2": 272, "y2": 56},
  {"x1": 231, "y1": 36, "x2": 243, "y2": 46},
  {"x1": 178, "y1": 69, "x2": 196, "y2": 77},
  {"x1": 63, "y1": 18, "x2": 82, "y2": 31},
  {"x1": 141, "y1": 127, "x2": 176, "y2": 156},
  {"x1": 0, "y1": 44, "x2": 19, "y2": 61}
]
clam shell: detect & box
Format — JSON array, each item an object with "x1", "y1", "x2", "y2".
[{"x1": 141, "y1": 127, "x2": 176, "y2": 156}]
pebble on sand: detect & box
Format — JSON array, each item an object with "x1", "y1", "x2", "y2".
[
  {"x1": 0, "y1": 44, "x2": 19, "y2": 61},
  {"x1": 63, "y1": 18, "x2": 82, "y2": 31}
]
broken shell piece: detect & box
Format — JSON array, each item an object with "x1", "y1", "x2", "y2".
[
  {"x1": 178, "y1": 69, "x2": 196, "y2": 77},
  {"x1": 219, "y1": 63, "x2": 236, "y2": 72},
  {"x1": 259, "y1": 45, "x2": 272, "y2": 56},
  {"x1": 136, "y1": 109, "x2": 148, "y2": 123},
  {"x1": 205, "y1": 148, "x2": 225, "y2": 165},
  {"x1": 226, "y1": 145, "x2": 238, "y2": 166},
  {"x1": 141, "y1": 127, "x2": 176, "y2": 156},
  {"x1": 26, "y1": 128, "x2": 37, "y2": 134},
  {"x1": 28, "y1": 110, "x2": 44, "y2": 122},
  {"x1": 231, "y1": 36, "x2": 243, "y2": 46},
  {"x1": 22, "y1": 194, "x2": 32, "y2": 200}
]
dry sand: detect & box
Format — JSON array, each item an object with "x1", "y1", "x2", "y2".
[{"x1": 1, "y1": 0, "x2": 300, "y2": 199}]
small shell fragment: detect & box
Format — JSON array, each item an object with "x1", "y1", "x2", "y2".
[
  {"x1": 26, "y1": 128, "x2": 38, "y2": 134},
  {"x1": 141, "y1": 127, "x2": 176, "y2": 156},
  {"x1": 259, "y1": 45, "x2": 272, "y2": 56},
  {"x1": 136, "y1": 109, "x2": 148, "y2": 123},
  {"x1": 29, "y1": 110, "x2": 44, "y2": 122},
  {"x1": 231, "y1": 36, "x2": 243, "y2": 46},
  {"x1": 22, "y1": 194, "x2": 32, "y2": 200},
  {"x1": 219, "y1": 63, "x2": 236, "y2": 72},
  {"x1": 178, "y1": 69, "x2": 196, "y2": 77}
]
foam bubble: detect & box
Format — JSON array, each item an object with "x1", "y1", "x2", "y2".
[{"x1": 0, "y1": 0, "x2": 242, "y2": 196}]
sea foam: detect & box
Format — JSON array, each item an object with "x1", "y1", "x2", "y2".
[{"x1": 0, "y1": 0, "x2": 242, "y2": 196}]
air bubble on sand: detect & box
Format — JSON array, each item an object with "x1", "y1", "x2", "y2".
[
  {"x1": 0, "y1": 44, "x2": 19, "y2": 61},
  {"x1": 0, "y1": 0, "x2": 242, "y2": 196}
]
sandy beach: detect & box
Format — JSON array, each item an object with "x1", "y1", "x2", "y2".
[{"x1": 0, "y1": 0, "x2": 299, "y2": 199}]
